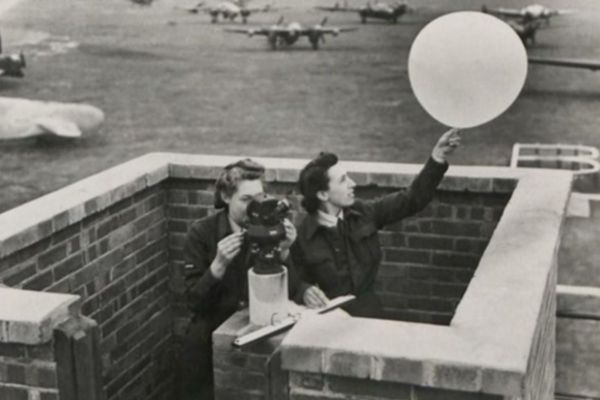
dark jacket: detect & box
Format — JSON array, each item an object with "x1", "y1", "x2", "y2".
[
  {"x1": 291, "y1": 157, "x2": 448, "y2": 317},
  {"x1": 183, "y1": 210, "x2": 309, "y2": 328}
]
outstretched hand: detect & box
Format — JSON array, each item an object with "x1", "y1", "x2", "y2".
[{"x1": 431, "y1": 128, "x2": 462, "y2": 163}]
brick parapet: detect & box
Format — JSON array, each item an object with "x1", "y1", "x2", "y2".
[
  {"x1": 0, "y1": 153, "x2": 530, "y2": 262},
  {"x1": 1, "y1": 173, "x2": 173, "y2": 399},
  {"x1": 0, "y1": 153, "x2": 574, "y2": 400},
  {"x1": 212, "y1": 310, "x2": 289, "y2": 400},
  {"x1": 0, "y1": 288, "x2": 75, "y2": 400},
  {"x1": 281, "y1": 171, "x2": 572, "y2": 398}
]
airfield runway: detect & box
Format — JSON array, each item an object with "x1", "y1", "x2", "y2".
[{"x1": 1, "y1": 0, "x2": 600, "y2": 214}]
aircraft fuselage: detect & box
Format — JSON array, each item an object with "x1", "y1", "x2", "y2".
[
  {"x1": 508, "y1": 20, "x2": 539, "y2": 45},
  {"x1": 209, "y1": 2, "x2": 252, "y2": 22},
  {"x1": 358, "y1": 4, "x2": 406, "y2": 23}
]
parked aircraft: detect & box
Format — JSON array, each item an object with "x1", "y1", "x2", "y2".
[
  {"x1": 225, "y1": 17, "x2": 357, "y2": 49},
  {"x1": 506, "y1": 18, "x2": 543, "y2": 46},
  {"x1": 0, "y1": 97, "x2": 105, "y2": 140},
  {"x1": 182, "y1": 0, "x2": 279, "y2": 23},
  {"x1": 482, "y1": 4, "x2": 574, "y2": 24},
  {"x1": 528, "y1": 57, "x2": 600, "y2": 71},
  {"x1": 0, "y1": 33, "x2": 26, "y2": 78},
  {"x1": 129, "y1": 0, "x2": 154, "y2": 5},
  {"x1": 316, "y1": 1, "x2": 409, "y2": 23}
]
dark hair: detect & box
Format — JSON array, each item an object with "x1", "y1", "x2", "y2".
[
  {"x1": 214, "y1": 159, "x2": 265, "y2": 209},
  {"x1": 298, "y1": 152, "x2": 338, "y2": 213}
]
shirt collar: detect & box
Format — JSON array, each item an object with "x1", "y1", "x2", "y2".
[
  {"x1": 316, "y1": 209, "x2": 343, "y2": 228},
  {"x1": 305, "y1": 207, "x2": 363, "y2": 239}
]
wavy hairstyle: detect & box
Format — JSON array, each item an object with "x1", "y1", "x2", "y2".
[
  {"x1": 214, "y1": 159, "x2": 265, "y2": 209},
  {"x1": 298, "y1": 152, "x2": 338, "y2": 213}
]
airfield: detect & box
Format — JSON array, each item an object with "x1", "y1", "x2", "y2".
[{"x1": 1, "y1": 0, "x2": 600, "y2": 213}]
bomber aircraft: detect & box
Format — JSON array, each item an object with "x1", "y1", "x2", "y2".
[
  {"x1": 0, "y1": 33, "x2": 26, "y2": 78},
  {"x1": 482, "y1": 4, "x2": 575, "y2": 24},
  {"x1": 506, "y1": 19, "x2": 543, "y2": 46},
  {"x1": 225, "y1": 17, "x2": 357, "y2": 50},
  {"x1": 316, "y1": 1, "x2": 409, "y2": 24},
  {"x1": 182, "y1": 0, "x2": 279, "y2": 23}
]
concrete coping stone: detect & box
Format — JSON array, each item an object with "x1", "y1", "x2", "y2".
[
  {"x1": 0, "y1": 152, "x2": 562, "y2": 259},
  {"x1": 557, "y1": 284, "x2": 600, "y2": 319},
  {"x1": 0, "y1": 287, "x2": 80, "y2": 345},
  {"x1": 280, "y1": 170, "x2": 573, "y2": 398}
]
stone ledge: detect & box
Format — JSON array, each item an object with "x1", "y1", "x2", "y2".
[
  {"x1": 166, "y1": 153, "x2": 529, "y2": 193},
  {"x1": 281, "y1": 170, "x2": 572, "y2": 398},
  {"x1": 0, "y1": 287, "x2": 80, "y2": 345},
  {"x1": 0, "y1": 153, "x2": 169, "y2": 259},
  {"x1": 557, "y1": 285, "x2": 600, "y2": 319}
]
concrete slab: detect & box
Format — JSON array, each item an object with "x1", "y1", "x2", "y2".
[{"x1": 0, "y1": 287, "x2": 79, "y2": 344}]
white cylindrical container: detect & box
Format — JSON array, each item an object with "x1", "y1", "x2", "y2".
[{"x1": 248, "y1": 266, "x2": 289, "y2": 327}]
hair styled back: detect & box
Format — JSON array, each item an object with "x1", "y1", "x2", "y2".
[
  {"x1": 214, "y1": 159, "x2": 265, "y2": 209},
  {"x1": 298, "y1": 152, "x2": 338, "y2": 213}
]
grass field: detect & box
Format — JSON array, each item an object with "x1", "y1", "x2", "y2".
[{"x1": 1, "y1": 0, "x2": 600, "y2": 213}]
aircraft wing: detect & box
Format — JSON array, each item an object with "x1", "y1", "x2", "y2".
[
  {"x1": 315, "y1": 6, "x2": 362, "y2": 12},
  {"x1": 555, "y1": 9, "x2": 576, "y2": 16},
  {"x1": 485, "y1": 7, "x2": 524, "y2": 18},
  {"x1": 528, "y1": 57, "x2": 600, "y2": 71},
  {"x1": 303, "y1": 27, "x2": 358, "y2": 35},
  {"x1": 224, "y1": 28, "x2": 271, "y2": 36},
  {"x1": 245, "y1": 5, "x2": 288, "y2": 12}
]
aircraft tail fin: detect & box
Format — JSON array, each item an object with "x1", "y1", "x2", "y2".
[
  {"x1": 35, "y1": 118, "x2": 82, "y2": 138},
  {"x1": 321, "y1": 16, "x2": 328, "y2": 26},
  {"x1": 276, "y1": 15, "x2": 284, "y2": 25}
]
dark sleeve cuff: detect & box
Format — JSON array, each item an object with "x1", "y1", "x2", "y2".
[
  {"x1": 293, "y1": 282, "x2": 311, "y2": 305},
  {"x1": 427, "y1": 155, "x2": 449, "y2": 171}
]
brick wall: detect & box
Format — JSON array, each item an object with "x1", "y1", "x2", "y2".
[
  {"x1": 212, "y1": 311, "x2": 288, "y2": 400},
  {"x1": 0, "y1": 342, "x2": 58, "y2": 400},
  {"x1": 289, "y1": 372, "x2": 504, "y2": 400},
  {"x1": 0, "y1": 186, "x2": 173, "y2": 400},
  {"x1": 167, "y1": 179, "x2": 510, "y2": 327},
  {"x1": 377, "y1": 190, "x2": 509, "y2": 324},
  {"x1": 165, "y1": 179, "x2": 215, "y2": 337}
]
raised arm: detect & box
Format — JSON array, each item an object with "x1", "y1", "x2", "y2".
[{"x1": 368, "y1": 129, "x2": 461, "y2": 228}]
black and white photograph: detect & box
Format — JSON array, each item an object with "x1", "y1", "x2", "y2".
[{"x1": 1, "y1": 0, "x2": 599, "y2": 399}]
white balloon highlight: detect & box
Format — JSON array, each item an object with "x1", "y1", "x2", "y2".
[{"x1": 408, "y1": 12, "x2": 528, "y2": 128}]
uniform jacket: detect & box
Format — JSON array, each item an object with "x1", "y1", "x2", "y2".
[
  {"x1": 291, "y1": 157, "x2": 448, "y2": 316},
  {"x1": 183, "y1": 210, "x2": 309, "y2": 328}
]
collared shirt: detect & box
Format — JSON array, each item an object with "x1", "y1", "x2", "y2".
[
  {"x1": 316, "y1": 209, "x2": 343, "y2": 228},
  {"x1": 291, "y1": 157, "x2": 448, "y2": 317},
  {"x1": 183, "y1": 210, "x2": 308, "y2": 328}
]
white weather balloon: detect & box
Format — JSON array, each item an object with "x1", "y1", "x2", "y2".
[{"x1": 408, "y1": 12, "x2": 527, "y2": 128}]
